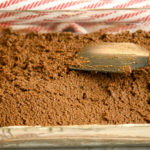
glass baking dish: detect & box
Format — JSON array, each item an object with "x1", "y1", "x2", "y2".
[{"x1": 0, "y1": 9, "x2": 150, "y2": 149}]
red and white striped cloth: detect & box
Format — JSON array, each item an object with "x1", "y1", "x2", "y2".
[
  {"x1": 0, "y1": 0, "x2": 150, "y2": 33},
  {"x1": 0, "y1": 0, "x2": 150, "y2": 10}
]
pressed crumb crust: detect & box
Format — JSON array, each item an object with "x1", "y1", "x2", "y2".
[{"x1": 0, "y1": 29, "x2": 150, "y2": 126}]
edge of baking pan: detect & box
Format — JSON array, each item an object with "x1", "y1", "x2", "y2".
[
  {"x1": 0, "y1": 7, "x2": 150, "y2": 12},
  {"x1": 0, "y1": 124, "x2": 150, "y2": 148}
]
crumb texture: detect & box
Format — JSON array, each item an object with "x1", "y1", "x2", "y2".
[{"x1": 0, "y1": 29, "x2": 150, "y2": 126}]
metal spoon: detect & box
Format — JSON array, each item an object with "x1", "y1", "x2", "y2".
[{"x1": 72, "y1": 42, "x2": 149, "y2": 74}]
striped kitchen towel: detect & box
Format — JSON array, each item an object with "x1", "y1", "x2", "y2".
[{"x1": 0, "y1": 0, "x2": 150, "y2": 33}]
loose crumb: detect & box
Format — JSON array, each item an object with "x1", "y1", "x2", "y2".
[{"x1": 0, "y1": 29, "x2": 150, "y2": 126}]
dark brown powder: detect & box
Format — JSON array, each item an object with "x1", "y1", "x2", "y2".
[{"x1": 0, "y1": 29, "x2": 150, "y2": 126}]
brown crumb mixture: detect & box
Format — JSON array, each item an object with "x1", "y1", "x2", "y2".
[{"x1": 0, "y1": 29, "x2": 150, "y2": 127}]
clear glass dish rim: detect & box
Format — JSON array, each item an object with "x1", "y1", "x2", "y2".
[{"x1": 0, "y1": 8, "x2": 150, "y2": 12}]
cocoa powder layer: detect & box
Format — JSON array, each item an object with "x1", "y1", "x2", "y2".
[{"x1": 0, "y1": 29, "x2": 150, "y2": 127}]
